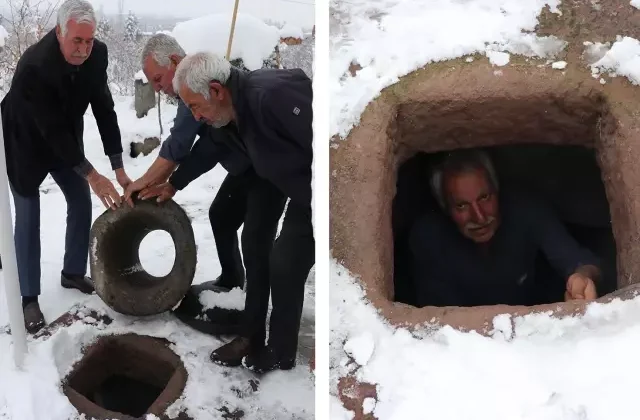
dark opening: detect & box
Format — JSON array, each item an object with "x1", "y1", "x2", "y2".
[
  {"x1": 392, "y1": 144, "x2": 618, "y2": 306},
  {"x1": 66, "y1": 334, "x2": 181, "y2": 418},
  {"x1": 90, "y1": 374, "x2": 163, "y2": 417}
]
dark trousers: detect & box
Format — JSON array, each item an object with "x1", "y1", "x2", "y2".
[
  {"x1": 10, "y1": 168, "x2": 92, "y2": 297},
  {"x1": 245, "y1": 200, "x2": 315, "y2": 360},
  {"x1": 209, "y1": 171, "x2": 287, "y2": 288}
]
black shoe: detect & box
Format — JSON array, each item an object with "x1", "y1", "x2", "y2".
[
  {"x1": 242, "y1": 346, "x2": 295, "y2": 374},
  {"x1": 61, "y1": 273, "x2": 94, "y2": 294},
  {"x1": 214, "y1": 274, "x2": 244, "y2": 290},
  {"x1": 23, "y1": 302, "x2": 45, "y2": 334},
  {"x1": 210, "y1": 336, "x2": 262, "y2": 367}
]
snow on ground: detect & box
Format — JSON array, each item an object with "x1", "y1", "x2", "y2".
[
  {"x1": 172, "y1": 13, "x2": 280, "y2": 70},
  {"x1": 0, "y1": 97, "x2": 314, "y2": 419},
  {"x1": 589, "y1": 36, "x2": 640, "y2": 85},
  {"x1": 330, "y1": 260, "x2": 640, "y2": 420},
  {"x1": 330, "y1": 0, "x2": 567, "y2": 137},
  {"x1": 200, "y1": 287, "x2": 246, "y2": 311}
]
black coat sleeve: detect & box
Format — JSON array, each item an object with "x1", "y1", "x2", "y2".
[
  {"x1": 90, "y1": 44, "x2": 123, "y2": 169},
  {"x1": 12, "y1": 65, "x2": 86, "y2": 168},
  {"x1": 168, "y1": 135, "x2": 223, "y2": 190}
]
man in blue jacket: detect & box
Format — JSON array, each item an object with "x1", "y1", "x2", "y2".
[
  {"x1": 144, "y1": 52, "x2": 314, "y2": 374},
  {"x1": 125, "y1": 33, "x2": 286, "y2": 292}
]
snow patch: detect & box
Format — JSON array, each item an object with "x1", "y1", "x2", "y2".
[
  {"x1": 135, "y1": 69, "x2": 148, "y2": 83},
  {"x1": 632, "y1": 0, "x2": 640, "y2": 9},
  {"x1": 172, "y1": 13, "x2": 279, "y2": 70},
  {"x1": 344, "y1": 332, "x2": 375, "y2": 366},
  {"x1": 362, "y1": 397, "x2": 376, "y2": 415},
  {"x1": 280, "y1": 23, "x2": 303, "y2": 40},
  {"x1": 590, "y1": 36, "x2": 640, "y2": 85},
  {"x1": 0, "y1": 25, "x2": 8, "y2": 48},
  {"x1": 486, "y1": 50, "x2": 510, "y2": 66},
  {"x1": 552, "y1": 60, "x2": 567, "y2": 69},
  {"x1": 331, "y1": 0, "x2": 565, "y2": 138},
  {"x1": 199, "y1": 287, "x2": 246, "y2": 311}
]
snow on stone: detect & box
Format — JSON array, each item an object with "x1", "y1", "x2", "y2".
[
  {"x1": 330, "y1": 259, "x2": 640, "y2": 419},
  {"x1": 552, "y1": 60, "x2": 567, "y2": 69},
  {"x1": 343, "y1": 331, "x2": 375, "y2": 366},
  {"x1": 279, "y1": 23, "x2": 303, "y2": 40},
  {"x1": 362, "y1": 397, "x2": 376, "y2": 415},
  {"x1": 172, "y1": 13, "x2": 279, "y2": 70},
  {"x1": 0, "y1": 25, "x2": 8, "y2": 48},
  {"x1": 632, "y1": 0, "x2": 640, "y2": 9},
  {"x1": 486, "y1": 50, "x2": 510, "y2": 66},
  {"x1": 135, "y1": 69, "x2": 148, "y2": 83},
  {"x1": 199, "y1": 287, "x2": 246, "y2": 311},
  {"x1": 330, "y1": 0, "x2": 565, "y2": 138},
  {"x1": 590, "y1": 36, "x2": 640, "y2": 85}
]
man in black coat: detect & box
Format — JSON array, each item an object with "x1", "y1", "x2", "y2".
[
  {"x1": 0, "y1": 0, "x2": 130, "y2": 334},
  {"x1": 143, "y1": 52, "x2": 314, "y2": 374}
]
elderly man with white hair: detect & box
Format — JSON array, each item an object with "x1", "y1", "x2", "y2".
[
  {"x1": 142, "y1": 52, "x2": 314, "y2": 374},
  {"x1": 0, "y1": 0, "x2": 130, "y2": 334}
]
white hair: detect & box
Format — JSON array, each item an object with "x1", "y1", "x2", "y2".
[
  {"x1": 57, "y1": 0, "x2": 96, "y2": 36},
  {"x1": 173, "y1": 52, "x2": 231, "y2": 100},
  {"x1": 141, "y1": 33, "x2": 186, "y2": 68}
]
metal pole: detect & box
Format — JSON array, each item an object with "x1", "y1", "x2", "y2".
[
  {"x1": 0, "y1": 109, "x2": 28, "y2": 368},
  {"x1": 225, "y1": 0, "x2": 241, "y2": 60}
]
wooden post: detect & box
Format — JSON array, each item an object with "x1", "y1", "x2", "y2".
[{"x1": 225, "y1": 0, "x2": 241, "y2": 60}]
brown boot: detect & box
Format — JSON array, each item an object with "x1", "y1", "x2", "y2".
[
  {"x1": 23, "y1": 302, "x2": 45, "y2": 334},
  {"x1": 210, "y1": 337, "x2": 262, "y2": 367}
]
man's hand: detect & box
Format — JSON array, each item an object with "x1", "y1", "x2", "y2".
[
  {"x1": 115, "y1": 168, "x2": 132, "y2": 190},
  {"x1": 565, "y1": 273, "x2": 598, "y2": 301},
  {"x1": 138, "y1": 182, "x2": 177, "y2": 203},
  {"x1": 124, "y1": 176, "x2": 152, "y2": 207},
  {"x1": 87, "y1": 169, "x2": 122, "y2": 210}
]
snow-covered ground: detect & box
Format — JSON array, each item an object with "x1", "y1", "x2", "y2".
[
  {"x1": 0, "y1": 98, "x2": 315, "y2": 419},
  {"x1": 330, "y1": 0, "x2": 640, "y2": 419}
]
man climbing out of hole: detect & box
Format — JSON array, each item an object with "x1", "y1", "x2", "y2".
[
  {"x1": 123, "y1": 33, "x2": 286, "y2": 293},
  {"x1": 409, "y1": 149, "x2": 600, "y2": 307},
  {"x1": 138, "y1": 52, "x2": 314, "y2": 374},
  {"x1": 0, "y1": 0, "x2": 132, "y2": 334}
]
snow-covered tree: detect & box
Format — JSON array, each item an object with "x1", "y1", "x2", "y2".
[
  {"x1": 123, "y1": 11, "x2": 140, "y2": 43},
  {"x1": 96, "y1": 16, "x2": 112, "y2": 42}
]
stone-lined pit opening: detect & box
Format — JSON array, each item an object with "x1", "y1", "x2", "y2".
[
  {"x1": 330, "y1": 64, "x2": 640, "y2": 330},
  {"x1": 63, "y1": 333, "x2": 188, "y2": 420},
  {"x1": 392, "y1": 145, "x2": 618, "y2": 307}
]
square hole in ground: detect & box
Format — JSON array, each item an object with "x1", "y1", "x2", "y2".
[{"x1": 64, "y1": 333, "x2": 186, "y2": 419}]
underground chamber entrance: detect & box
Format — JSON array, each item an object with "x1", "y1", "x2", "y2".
[
  {"x1": 63, "y1": 333, "x2": 188, "y2": 420},
  {"x1": 392, "y1": 144, "x2": 618, "y2": 308}
]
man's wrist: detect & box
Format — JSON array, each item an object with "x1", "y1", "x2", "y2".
[
  {"x1": 109, "y1": 153, "x2": 123, "y2": 170},
  {"x1": 574, "y1": 264, "x2": 601, "y2": 283},
  {"x1": 74, "y1": 158, "x2": 94, "y2": 179}
]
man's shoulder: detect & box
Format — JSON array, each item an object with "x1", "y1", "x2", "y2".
[{"x1": 245, "y1": 68, "x2": 311, "y2": 98}]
